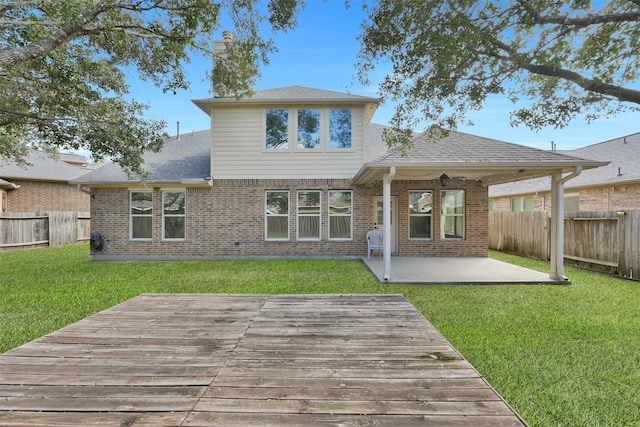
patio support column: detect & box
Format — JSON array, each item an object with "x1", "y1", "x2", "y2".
[
  {"x1": 383, "y1": 166, "x2": 396, "y2": 280},
  {"x1": 549, "y1": 166, "x2": 582, "y2": 281}
]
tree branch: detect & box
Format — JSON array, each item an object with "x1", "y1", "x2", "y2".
[
  {"x1": 0, "y1": 4, "x2": 108, "y2": 68},
  {"x1": 494, "y1": 40, "x2": 640, "y2": 104},
  {"x1": 517, "y1": 0, "x2": 640, "y2": 28}
]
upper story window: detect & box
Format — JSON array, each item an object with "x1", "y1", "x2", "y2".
[
  {"x1": 297, "y1": 109, "x2": 321, "y2": 149},
  {"x1": 265, "y1": 108, "x2": 352, "y2": 151},
  {"x1": 130, "y1": 191, "x2": 153, "y2": 240},
  {"x1": 266, "y1": 109, "x2": 289, "y2": 150},
  {"x1": 329, "y1": 109, "x2": 352, "y2": 149}
]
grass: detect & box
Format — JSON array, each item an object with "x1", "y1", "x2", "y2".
[{"x1": 2, "y1": 244, "x2": 640, "y2": 426}]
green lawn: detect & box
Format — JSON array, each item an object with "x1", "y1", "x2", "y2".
[{"x1": 2, "y1": 244, "x2": 639, "y2": 426}]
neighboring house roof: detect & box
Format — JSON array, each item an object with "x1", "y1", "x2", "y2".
[
  {"x1": 193, "y1": 85, "x2": 381, "y2": 125},
  {"x1": 0, "y1": 150, "x2": 91, "y2": 183},
  {"x1": 73, "y1": 129, "x2": 211, "y2": 186},
  {"x1": 0, "y1": 178, "x2": 19, "y2": 190},
  {"x1": 353, "y1": 129, "x2": 606, "y2": 185},
  {"x1": 489, "y1": 131, "x2": 638, "y2": 198}
]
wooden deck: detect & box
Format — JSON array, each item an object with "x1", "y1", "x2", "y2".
[{"x1": 0, "y1": 294, "x2": 527, "y2": 426}]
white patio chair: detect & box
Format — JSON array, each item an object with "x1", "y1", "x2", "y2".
[{"x1": 366, "y1": 229, "x2": 383, "y2": 258}]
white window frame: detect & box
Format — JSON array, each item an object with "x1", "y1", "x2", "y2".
[
  {"x1": 265, "y1": 108, "x2": 290, "y2": 151},
  {"x1": 297, "y1": 190, "x2": 322, "y2": 241},
  {"x1": 328, "y1": 190, "x2": 353, "y2": 240},
  {"x1": 408, "y1": 190, "x2": 433, "y2": 240},
  {"x1": 130, "y1": 191, "x2": 153, "y2": 241},
  {"x1": 265, "y1": 190, "x2": 290, "y2": 241},
  {"x1": 162, "y1": 191, "x2": 186, "y2": 241},
  {"x1": 264, "y1": 108, "x2": 353, "y2": 152},
  {"x1": 296, "y1": 109, "x2": 322, "y2": 150},
  {"x1": 327, "y1": 108, "x2": 353, "y2": 150},
  {"x1": 440, "y1": 190, "x2": 465, "y2": 240}
]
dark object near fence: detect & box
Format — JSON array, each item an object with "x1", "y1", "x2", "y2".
[{"x1": 90, "y1": 231, "x2": 104, "y2": 251}]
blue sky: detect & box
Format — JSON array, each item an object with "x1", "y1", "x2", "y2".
[{"x1": 126, "y1": 0, "x2": 639, "y2": 152}]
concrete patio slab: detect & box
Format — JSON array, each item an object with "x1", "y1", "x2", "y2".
[{"x1": 363, "y1": 257, "x2": 565, "y2": 284}]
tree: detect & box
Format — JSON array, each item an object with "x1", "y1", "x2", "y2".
[
  {"x1": 356, "y1": 0, "x2": 640, "y2": 150},
  {"x1": 0, "y1": 0, "x2": 300, "y2": 175}
]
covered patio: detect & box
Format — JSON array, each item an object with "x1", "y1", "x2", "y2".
[
  {"x1": 363, "y1": 256, "x2": 561, "y2": 284},
  {"x1": 353, "y1": 131, "x2": 607, "y2": 282}
]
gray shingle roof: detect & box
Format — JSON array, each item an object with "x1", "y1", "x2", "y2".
[
  {"x1": 194, "y1": 85, "x2": 380, "y2": 105},
  {"x1": 353, "y1": 129, "x2": 607, "y2": 185},
  {"x1": 73, "y1": 129, "x2": 211, "y2": 185},
  {"x1": 0, "y1": 151, "x2": 90, "y2": 182},
  {"x1": 489, "y1": 131, "x2": 639, "y2": 197},
  {"x1": 375, "y1": 130, "x2": 593, "y2": 164}
]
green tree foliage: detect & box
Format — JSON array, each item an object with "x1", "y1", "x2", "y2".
[
  {"x1": 0, "y1": 0, "x2": 301, "y2": 175},
  {"x1": 356, "y1": 0, "x2": 640, "y2": 150}
]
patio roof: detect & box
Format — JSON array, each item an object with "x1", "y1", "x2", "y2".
[{"x1": 353, "y1": 129, "x2": 608, "y2": 186}]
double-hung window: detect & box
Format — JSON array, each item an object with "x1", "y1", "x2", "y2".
[
  {"x1": 297, "y1": 190, "x2": 321, "y2": 240},
  {"x1": 440, "y1": 190, "x2": 465, "y2": 239},
  {"x1": 163, "y1": 191, "x2": 186, "y2": 240},
  {"x1": 130, "y1": 191, "x2": 153, "y2": 240},
  {"x1": 265, "y1": 191, "x2": 290, "y2": 240},
  {"x1": 329, "y1": 190, "x2": 352, "y2": 240},
  {"x1": 409, "y1": 191, "x2": 433, "y2": 239}
]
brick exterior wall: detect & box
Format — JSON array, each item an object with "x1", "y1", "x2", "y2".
[
  {"x1": 491, "y1": 182, "x2": 640, "y2": 213},
  {"x1": 6, "y1": 180, "x2": 90, "y2": 213},
  {"x1": 90, "y1": 178, "x2": 488, "y2": 259}
]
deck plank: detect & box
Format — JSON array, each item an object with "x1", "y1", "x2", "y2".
[{"x1": 0, "y1": 294, "x2": 526, "y2": 426}]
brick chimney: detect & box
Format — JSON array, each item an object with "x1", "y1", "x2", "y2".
[{"x1": 212, "y1": 31, "x2": 235, "y2": 98}]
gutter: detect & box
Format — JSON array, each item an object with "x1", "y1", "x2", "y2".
[{"x1": 558, "y1": 165, "x2": 582, "y2": 184}]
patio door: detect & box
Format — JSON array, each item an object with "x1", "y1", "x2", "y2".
[{"x1": 372, "y1": 196, "x2": 398, "y2": 255}]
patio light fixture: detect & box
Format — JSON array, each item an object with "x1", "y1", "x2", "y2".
[{"x1": 439, "y1": 173, "x2": 450, "y2": 187}]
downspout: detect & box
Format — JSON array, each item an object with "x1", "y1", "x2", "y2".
[
  {"x1": 383, "y1": 166, "x2": 396, "y2": 280},
  {"x1": 549, "y1": 165, "x2": 582, "y2": 281}
]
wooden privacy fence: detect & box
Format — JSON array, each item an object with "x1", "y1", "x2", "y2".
[
  {"x1": 489, "y1": 210, "x2": 640, "y2": 280},
  {"x1": 0, "y1": 212, "x2": 90, "y2": 251}
]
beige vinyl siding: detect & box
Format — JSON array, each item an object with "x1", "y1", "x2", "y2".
[{"x1": 211, "y1": 105, "x2": 365, "y2": 179}]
